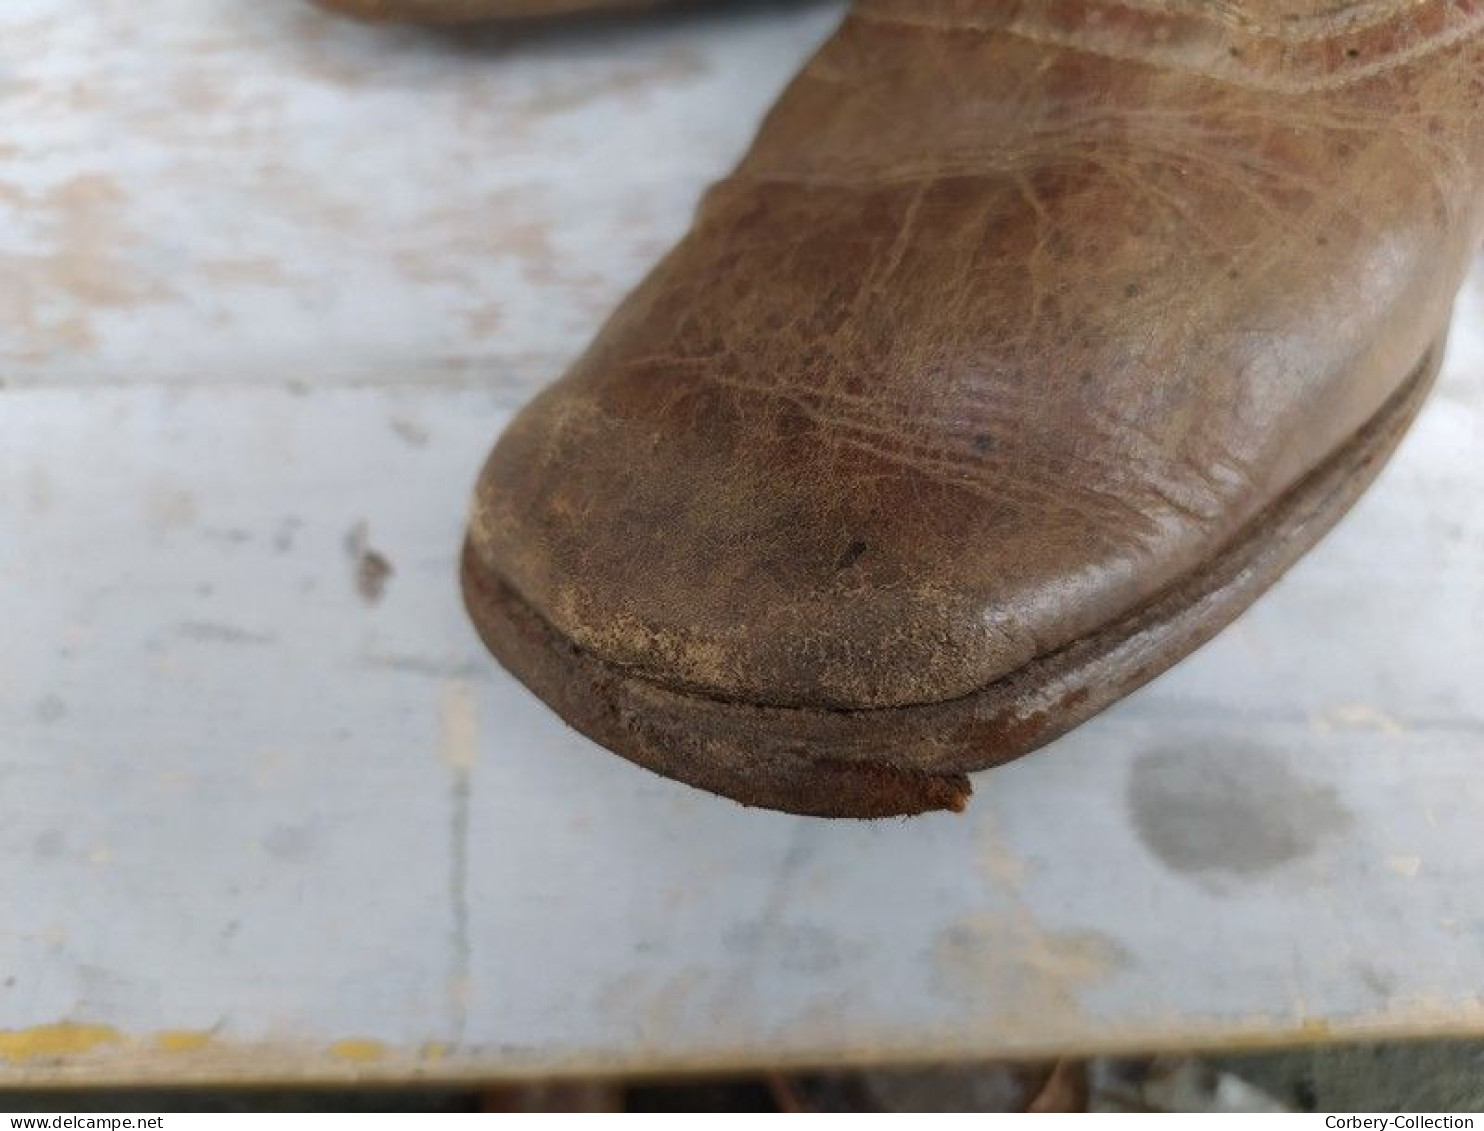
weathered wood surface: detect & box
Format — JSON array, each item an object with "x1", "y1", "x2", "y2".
[{"x1": 1, "y1": 0, "x2": 1482, "y2": 1085}]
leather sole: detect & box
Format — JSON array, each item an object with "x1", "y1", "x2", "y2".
[{"x1": 462, "y1": 337, "x2": 1444, "y2": 818}]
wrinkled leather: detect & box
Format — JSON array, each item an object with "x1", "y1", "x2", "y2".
[{"x1": 469, "y1": 0, "x2": 1484, "y2": 712}]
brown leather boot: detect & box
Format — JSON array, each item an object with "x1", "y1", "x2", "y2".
[
  {"x1": 463, "y1": 0, "x2": 1484, "y2": 817},
  {"x1": 313, "y1": 0, "x2": 658, "y2": 21}
]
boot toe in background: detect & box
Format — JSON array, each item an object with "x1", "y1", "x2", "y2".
[{"x1": 312, "y1": 0, "x2": 662, "y2": 23}]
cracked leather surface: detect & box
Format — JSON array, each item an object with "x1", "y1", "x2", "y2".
[{"x1": 468, "y1": 0, "x2": 1484, "y2": 711}]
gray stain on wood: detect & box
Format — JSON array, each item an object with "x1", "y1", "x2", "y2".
[
  {"x1": 345, "y1": 520, "x2": 395, "y2": 605},
  {"x1": 178, "y1": 621, "x2": 277, "y2": 646},
  {"x1": 1127, "y1": 745, "x2": 1353, "y2": 880},
  {"x1": 262, "y1": 823, "x2": 317, "y2": 862}
]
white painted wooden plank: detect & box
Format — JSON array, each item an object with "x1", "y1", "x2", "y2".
[
  {"x1": 1, "y1": 0, "x2": 1482, "y2": 1085},
  {"x1": 0, "y1": 0, "x2": 842, "y2": 389},
  {"x1": 1, "y1": 308, "x2": 1480, "y2": 1080}
]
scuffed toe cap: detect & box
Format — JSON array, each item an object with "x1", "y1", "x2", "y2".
[{"x1": 467, "y1": 364, "x2": 1191, "y2": 711}]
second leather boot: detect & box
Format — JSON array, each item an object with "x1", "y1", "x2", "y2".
[{"x1": 313, "y1": 0, "x2": 660, "y2": 21}]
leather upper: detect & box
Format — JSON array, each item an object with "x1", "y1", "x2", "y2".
[{"x1": 469, "y1": 0, "x2": 1484, "y2": 710}]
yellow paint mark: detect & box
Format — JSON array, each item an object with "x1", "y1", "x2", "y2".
[
  {"x1": 1313, "y1": 703, "x2": 1406, "y2": 736},
  {"x1": 1388, "y1": 854, "x2": 1423, "y2": 879},
  {"x1": 1297, "y1": 1017, "x2": 1331, "y2": 1038},
  {"x1": 154, "y1": 1030, "x2": 212, "y2": 1053},
  {"x1": 440, "y1": 680, "x2": 479, "y2": 772},
  {"x1": 448, "y1": 975, "x2": 472, "y2": 1012},
  {"x1": 976, "y1": 813, "x2": 1029, "y2": 890},
  {"x1": 144, "y1": 484, "x2": 198, "y2": 534},
  {"x1": 934, "y1": 912, "x2": 1127, "y2": 1024},
  {"x1": 0, "y1": 1023, "x2": 123, "y2": 1062},
  {"x1": 328, "y1": 1038, "x2": 386, "y2": 1063},
  {"x1": 420, "y1": 1041, "x2": 447, "y2": 1062},
  {"x1": 600, "y1": 971, "x2": 706, "y2": 1036}
]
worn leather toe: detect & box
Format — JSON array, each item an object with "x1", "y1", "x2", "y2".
[{"x1": 465, "y1": 0, "x2": 1484, "y2": 810}]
